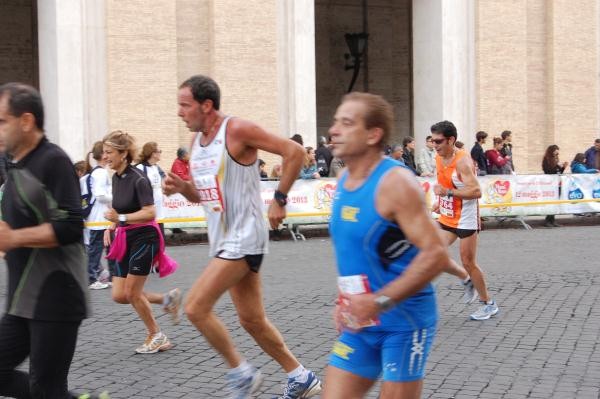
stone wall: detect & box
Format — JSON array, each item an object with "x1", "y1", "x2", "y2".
[{"x1": 0, "y1": 0, "x2": 37, "y2": 87}]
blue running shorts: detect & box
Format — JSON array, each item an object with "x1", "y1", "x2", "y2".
[{"x1": 329, "y1": 325, "x2": 436, "y2": 382}]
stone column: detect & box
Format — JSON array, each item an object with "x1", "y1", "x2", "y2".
[
  {"x1": 277, "y1": 0, "x2": 317, "y2": 147},
  {"x1": 412, "y1": 0, "x2": 476, "y2": 152},
  {"x1": 37, "y1": 0, "x2": 107, "y2": 161}
]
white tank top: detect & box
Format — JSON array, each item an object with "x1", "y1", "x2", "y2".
[{"x1": 190, "y1": 117, "x2": 268, "y2": 256}]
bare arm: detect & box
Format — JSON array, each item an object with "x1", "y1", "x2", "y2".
[
  {"x1": 0, "y1": 222, "x2": 59, "y2": 251},
  {"x1": 104, "y1": 204, "x2": 156, "y2": 224},
  {"x1": 375, "y1": 169, "x2": 449, "y2": 302},
  {"x1": 435, "y1": 156, "x2": 481, "y2": 200},
  {"x1": 230, "y1": 119, "x2": 305, "y2": 228}
]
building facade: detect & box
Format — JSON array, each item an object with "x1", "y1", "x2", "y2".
[{"x1": 0, "y1": 0, "x2": 598, "y2": 173}]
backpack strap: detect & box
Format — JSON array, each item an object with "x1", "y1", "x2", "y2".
[{"x1": 86, "y1": 166, "x2": 102, "y2": 203}]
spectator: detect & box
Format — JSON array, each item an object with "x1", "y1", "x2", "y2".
[
  {"x1": 391, "y1": 143, "x2": 415, "y2": 173},
  {"x1": 542, "y1": 144, "x2": 568, "y2": 227},
  {"x1": 74, "y1": 160, "x2": 88, "y2": 178},
  {"x1": 500, "y1": 130, "x2": 514, "y2": 171},
  {"x1": 315, "y1": 136, "x2": 333, "y2": 177},
  {"x1": 328, "y1": 157, "x2": 345, "y2": 178},
  {"x1": 401, "y1": 136, "x2": 417, "y2": 172},
  {"x1": 571, "y1": 153, "x2": 599, "y2": 174},
  {"x1": 471, "y1": 130, "x2": 488, "y2": 176},
  {"x1": 258, "y1": 159, "x2": 268, "y2": 179},
  {"x1": 299, "y1": 146, "x2": 320, "y2": 179},
  {"x1": 486, "y1": 137, "x2": 512, "y2": 175},
  {"x1": 136, "y1": 142, "x2": 166, "y2": 236},
  {"x1": 390, "y1": 143, "x2": 404, "y2": 161},
  {"x1": 290, "y1": 133, "x2": 304, "y2": 146},
  {"x1": 171, "y1": 147, "x2": 190, "y2": 181},
  {"x1": 584, "y1": 138, "x2": 600, "y2": 169},
  {"x1": 0, "y1": 137, "x2": 6, "y2": 186},
  {"x1": 416, "y1": 135, "x2": 436, "y2": 177},
  {"x1": 81, "y1": 141, "x2": 113, "y2": 290},
  {"x1": 270, "y1": 163, "x2": 283, "y2": 179}
]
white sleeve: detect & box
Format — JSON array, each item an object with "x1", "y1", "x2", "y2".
[{"x1": 92, "y1": 169, "x2": 113, "y2": 204}]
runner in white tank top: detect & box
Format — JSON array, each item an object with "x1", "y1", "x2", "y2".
[
  {"x1": 189, "y1": 116, "x2": 268, "y2": 258},
  {"x1": 164, "y1": 75, "x2": 323, "y2": 398}
]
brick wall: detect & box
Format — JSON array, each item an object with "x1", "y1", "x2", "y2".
[{"x1": 477, "y1": 0, "x2": 599, "y2": 173}]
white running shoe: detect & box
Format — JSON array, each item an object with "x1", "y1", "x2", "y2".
[
  {"x1": 470, "y1": 301, "x2": 499, "y2": 321},
  {"x1": 226, "y1": 367, "x2": 264, "y2": 399},
  {"x1": 461, "y1": 279, "x2": 478, "y2": 304},
  {"x1": 163, "y1": 288, "x2": 182, "y2": 325},
  {"x1": 89, "y1": 281, "x2": 110, "y2": 290},
  {"x1": 135, "y1": 332, "x2": 172, "y2": 354}
]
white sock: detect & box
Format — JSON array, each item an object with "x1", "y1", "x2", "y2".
[
  {"x1": 162, "y1": 294, "x2": 170, "y2": 306},
  {"x1": 231, "y1": 360, "x2": 252, "y2": 376},
  {"x1": 486, "y1": 299, "x2": 495, "y2": 305},
  {"x1": 462, "y1": 277, "x2": 471, "y2": 284},
  {"x1": 287, "y1": 365, "x2": 308, "y2": 381}
]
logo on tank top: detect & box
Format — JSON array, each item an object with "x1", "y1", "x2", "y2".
[{"x1": 341, "y1": 206, "x2": 360, "y2": 222}]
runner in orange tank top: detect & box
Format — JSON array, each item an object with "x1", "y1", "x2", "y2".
[{"x1": 430, "y1": 120, "x2": 499, "y2": 321}]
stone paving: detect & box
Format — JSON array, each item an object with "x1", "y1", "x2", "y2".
[{"x1": 1, "y1": 222, "x2": 600, "y2": 398}]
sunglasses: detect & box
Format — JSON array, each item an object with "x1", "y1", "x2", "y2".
[{"x1": 431, "y1": 138, "x2": 447, "y2": 145}]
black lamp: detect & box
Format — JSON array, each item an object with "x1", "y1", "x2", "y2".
[{"x1": 344, "y1": 32, "x2": 369, "y2": 92}]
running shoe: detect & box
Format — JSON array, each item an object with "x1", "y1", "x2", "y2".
[
  {"x1": 461, "y1": 279, "x2": 478, "y2": 304},
  {"x1": 89, "y1": 281, "x2": 110, "y2": 290},
  {"x1": 226, "y1": 367, "x2": 264, "y2": 399},
  {"x1": 163, "y1": 288, "x2": 182, "y2": 325},
  {"x1": 274, "y1": 370, "x2": 322, "y2": 399},
  {"x1": 470, "y1": 301, "x2": 499, "y2": 321},
  {"x1": 135, "y1": 332, "x2": 172, "y2": 354}
]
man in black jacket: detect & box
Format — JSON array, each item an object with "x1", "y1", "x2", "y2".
[
  {"x1": 470, "y1": 130, "x2": 488, "y2": 176},
  {"x1": 0, "y1": 83, "x2": 94, "y2": 398}
]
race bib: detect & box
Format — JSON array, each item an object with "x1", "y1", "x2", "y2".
[
  {"x1": 439, "y1": 195, "x2": 454, "y2": 218},
  {"x1": 337, "y1": 274, "x2": 379, "y2": 329},
  {"x1": 194, "y1": 175, "x2": 224, "y2": 213}
]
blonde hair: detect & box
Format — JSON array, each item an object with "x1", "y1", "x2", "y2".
[
  {"x1": 137, "y1": 141, "x2": 158, "y2": 164},
  {"x1": 102, "y1": 130, "x2": 136, "y2": 164}
]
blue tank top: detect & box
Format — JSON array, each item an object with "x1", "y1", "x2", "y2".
[{"x1": 329, "y1": 157, "x2": 437, "y2": 331}]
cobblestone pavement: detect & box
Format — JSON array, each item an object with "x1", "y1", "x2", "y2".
[{"x1": 1, "y1": 223, "x2": 600, "y2": 398}]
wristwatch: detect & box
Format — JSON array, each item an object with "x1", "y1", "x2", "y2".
[
  {"x1": 118, "y1": 214, "x2": 128, "y2": 224},
  {"x1": 447, "y1": 189, "x2": 454, "y2": 197},
  {"x1": 374, "y1": 295, "x2": 395, "y2": 311},
  {"x1": 274, "y1": 190, "x2": 288, "y2": 207}
]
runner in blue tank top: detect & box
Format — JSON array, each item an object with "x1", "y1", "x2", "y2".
[{"x1": 323, "y1": 93, "x2": 450, "y2": 399}]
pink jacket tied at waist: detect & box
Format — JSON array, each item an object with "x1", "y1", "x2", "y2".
[{"x1": 106, "y1": 220, "x2": 178, "y2": 278}]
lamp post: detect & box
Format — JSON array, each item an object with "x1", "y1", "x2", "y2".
[{"x1": 344, "y1": 32, "x2": 369, "y2": 93}]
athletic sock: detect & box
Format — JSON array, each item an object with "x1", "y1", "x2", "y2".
[
  {"x1": 162, "y1": 294, "x2": 170, "y2": 306},
  {"x1": 462, "y1": 277, "x2": 471, "y2": 284},
  {"x1": 287, "y1": 365, "x2": 308, "y2": 382},
  {"x1": 486, "y1": 299, "x2": 495, "y2": 305}
]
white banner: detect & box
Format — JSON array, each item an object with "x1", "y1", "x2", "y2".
[
  {"x1": 160, "y1": 174, "x2": 595, "y2": 228},
  {"x1": 559, "y1": 174, "x2": 600, "y2": 214}
]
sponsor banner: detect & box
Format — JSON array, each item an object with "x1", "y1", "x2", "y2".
[
  {"x1": 161, "y1": 174, "x2": 592, "y2": 228},
  {"x1": 478, "y1": 174, "x2": 560, "y2": 216},
  {"x1": 559, "y1": 174, "x2": 600, "y2": 214}
]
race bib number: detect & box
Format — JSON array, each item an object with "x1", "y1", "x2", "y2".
[
  {"x1": 337, "y1": 274, "x2": 379, "y2": 329},
  {"x1": 439, "y1": 195, "x2": 454, "y2": 218},
  {"x1": 194, "y1": 175, "x2": 224, "y2": 212}
]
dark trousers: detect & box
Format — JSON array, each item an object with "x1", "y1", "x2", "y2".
[
  {"x1": 87, "y1": 229, "x2": 105, "y2": 283},
  {"x1": 0, "y1": 314, "x2": 81, "y2": 399}
]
